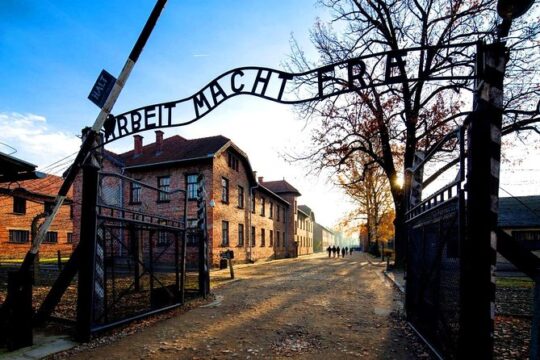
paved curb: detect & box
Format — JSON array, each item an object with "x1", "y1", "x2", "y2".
[{"x1": 383, "y1": 270, "x2": 405, "y2": 293}]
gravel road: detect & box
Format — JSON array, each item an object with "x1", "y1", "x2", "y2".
[{"x1": 65, "y1": 252, "x2": 431, "y2": 359}]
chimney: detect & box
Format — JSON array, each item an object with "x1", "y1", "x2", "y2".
[
  {"x1": 258, "y1": 176, "x2": 264, "y2": 183},
  {"x1": 155, "y1": 130, "x2": 164, "y2": 153},
  {"x1": 134, "y1": 135, "x2": 143, "y2": 156}
]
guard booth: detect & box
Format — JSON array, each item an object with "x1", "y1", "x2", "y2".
[{"x1": 0, "y1": 153, "x2": 45, "y2": 350}]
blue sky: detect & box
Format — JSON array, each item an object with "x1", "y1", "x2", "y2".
[
  {"x1": 1, "y1": 1, "x2": 538, "y2": 228},
  {"x1": 0, "y1": 0, "x2": 358, "y2": 228}
]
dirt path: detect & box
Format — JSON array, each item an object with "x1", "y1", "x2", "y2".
[{"x1": 67, "y1": 252, "x2": 430, "y2": 359}]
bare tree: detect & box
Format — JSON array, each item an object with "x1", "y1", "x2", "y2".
[
  {"x1": 337, "y1": 155, "x2": 393, "y2": 250},
  {"x1": 287, "y1": 0, "x2": 540, "y2": 267}
]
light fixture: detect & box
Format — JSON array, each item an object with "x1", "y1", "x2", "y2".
[{"x1": 497, "y1": 0, "x2": 535, "y2": 20}]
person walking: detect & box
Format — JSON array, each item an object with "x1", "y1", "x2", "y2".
[
  {"x1": 345, "y1": 247, "x2": 349, "y2": 256},
  {"x1": 341, "y1": 247, "x2": 346, "y2": 258},
  {"x1": 331, "y1": 245, "x2": 337, "y2": 258},
  {"x1": 336, "y1": 246, "x2": 341, "y2": 258},
  {"x1": 349, "y1": 247, "x2": 353, "y2": 256},
  {"x1": 327, "y1": 246, "x2": 332, "y2": 258}
]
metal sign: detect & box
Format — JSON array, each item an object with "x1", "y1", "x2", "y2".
[
  {"x1": 101, "y1": 42, "x2": 476, "y2": 143},
  {"x1": 88, "y1": 69, "x2": 117, "y2": 108}
]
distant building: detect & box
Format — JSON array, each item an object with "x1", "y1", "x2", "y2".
[
  {"x1": 0, "y1": 168, "x2": 73, "y2": 260},
  {"x1": 498, "y1": 196, "x2": 540, "y2": 254},
  {"x1": 314, "y1": 223, "x2": 335, "y2": 252}
]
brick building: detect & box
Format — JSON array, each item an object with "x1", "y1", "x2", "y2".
[
  {"x1": 0, "y1": 173, "x2": 74, "y2": 260},
  {"x1": 72, "y1": 132, "x2": 315, "y2": 266},
  {"x1": 314, "y1": 223, "x2": 335, "y2": 252}
]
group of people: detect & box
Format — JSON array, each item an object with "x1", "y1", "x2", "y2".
[{"x1": 326, "y1": 245, "x2": 353, "y2": 258}]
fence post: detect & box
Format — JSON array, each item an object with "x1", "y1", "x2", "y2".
[
  {"x1": 460, "y1": 42, "x2": 506, "y2": 359},
  {"x1": 197, "y1": 174, "x2": 210, "y2": 298},
  {"x1": 76, "y1": 155, "x2": 100, "y2": 342},
  {"x1": 532, "y1": 277, "x2": 540, "y2": 360}
]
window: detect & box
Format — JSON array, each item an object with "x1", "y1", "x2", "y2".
[
  {"x1": 67, "y1": 232, "x2": 73, "y2": 244},
  {"x1": 238, "y1": 186, "x2": 244, "y2": 208},
  {"x1": 222, "y1": 221, "x2": 229, "y2": 246},
  {"x1": 187, "y1": 219, "x2": 199, "y2": 246},
  {"x1": 44, "y1": 231, "x2": 58, "y2": 244},
  {"x1": 44, "y1": 201, "x2": 54, "y2": 215},
  {"x1": 251, "y1": 226, "x2": 256, "y2": 246},
  {"x1": 158, "y1": 176, "x2": 170, "y2": 202},
  {"x1": 277, "y1": 206, "x2": 280, "y2": 221},
  {"x1": 269, "y1": 203, "x2": 273, "y2": 218},
  {"x1": 187, "y1": 174, "x2": 198, "y2": 200},
  {"x1": 157, "y1": 220, "x2": 171, "y2": 247},
  {"x1": 221, "y1": 177, "x2": 229, "y2": 203},
  {"x1": 228, "y1": 152, "x2": 239, "y2": 171},
  {"x1": 270, "y1": 230, "x2": 274, "y2": 247},
  {"x1": 261, "y1": 228, "x2": 266, "y2": 247},
  {"x1": 130, "y1": 182, "x2": 142, "y2": 203},
  {"x1": 277, "y1": 231, "x2": 280, "y2": 247},
  {"x1": 70, "y1": 204, "x2": 74, "y2": 219},
  {"x1": 251, "y1": 195, "x2": 255, "y2": 214},
  {"x1": 13, "y1": 197, "x2": 26, "y2": 214},
  {"x1": 238, "y1": 224, "x2": 244, "y2": 246},
  {"x1": 260, "y1": 198, "x2": 265, "y2": 216},
  {"x1": 9, "y1": 230, "x2": 29, "y2": 243}
]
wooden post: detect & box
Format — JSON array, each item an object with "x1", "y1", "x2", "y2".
[{"x1": 228, "y1": 258, "x2": 235, "y2": 280}]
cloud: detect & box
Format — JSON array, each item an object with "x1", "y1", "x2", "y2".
[{"x1": 0, "y1": 112, "x2": 80, "y2": 170}]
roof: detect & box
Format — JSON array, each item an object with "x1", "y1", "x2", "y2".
[
  {"x1": 0, "y1": 152, "x2": 45, "y2": 183},
  {"x1": 256, "y1": 183, "x2": 290, "y2": 206},
  {"x1": 0, "y1": 173, "x2": 72, "y2": 201},
  {"x1": 260, "y1": 180, "x2": 301, "y2": 196},
  {"x1": 298, "y1": 205, "x2": 314, "y2": 217},
  {"x1": 315, "y1": 223, "x2": 334, "y2": 234},
  {"x1": 498, "y1": 196, "x2": 540, "y2": 228},
  {"x1": 107, "y1": 134, "x2": 257, "y2": 185},
  {"x1": 120, "y1": 135, "x2": 230, "y2": 168}
]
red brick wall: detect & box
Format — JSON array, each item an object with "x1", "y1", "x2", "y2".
[
  {"x1": 0, "y1": 195, "x2": 73, "y2": 260},
  {"x1": 72, "y1": 146, "x2": 305, "y2": 267}
]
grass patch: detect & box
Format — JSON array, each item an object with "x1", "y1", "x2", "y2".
[{"x1": 496, "y1": 277, "x2": 534, "y2": 288}]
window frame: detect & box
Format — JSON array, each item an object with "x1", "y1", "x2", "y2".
[
  {"x1": 221, "y1": 177, "x2": 229, "y2": 204},
  {"x1": 13, "y1": 196, "x2": 26, "y2": 214},
  {"x1": 222, "y1": 220, "x2": 229, "y2": 246},
  {"x1": 9, "y1": 230, "x2": 29, "y2": 244},
  {"x1": 157, "y1": 176, "x2": 171, "y2": 202},
  {"x1": 260, "y1": 197, "x2": 265, "y2": 216},
  {"x1": 237, "y1": 185, "x2": 244, "y2": 208},
  {"x1": 251, "y1": 226, "x2": 256, "y2": 246},
  {"x1": 44, "y1": 231, "x2": 58, "y2": 244},
  {"x1": 261, "y1": 228, "x2": 266, "y2": 247},
  {"x1": 186, "y1": 174, "x2": 198, "y2": 200},
  {"x1": 238, "y1": 223, "x2": 244, "y2": 247},
  {"x1": 130, "y1": 181, "x2": 142, "y2": 204}
]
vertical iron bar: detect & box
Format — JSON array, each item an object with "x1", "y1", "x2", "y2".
[
  {"x1": 531, "y1": 277, "x2": 540, "y2": 360},
  {"x1": 460, "y1": 42, "x2": 506, "y2": 359},
  {"x1": 174, "y1": 232, "x2": 180, "y2": 295},
  {"x1": 76, "y1": 160, "x2": 99, "y2": 342},
  {"x1": 149, "y1": 230, "x2": 154, "y2": 299},
  {"x1": 181, "y1": 189, "x2": 188, "y2": 304}
]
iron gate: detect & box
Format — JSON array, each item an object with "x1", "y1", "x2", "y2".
[
  {"x1": 79, "y1": 171, "x2": 205, "y2": 335},
  {"x1": 405, "y1": 127, "x2": 466, "y2": 358}
]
